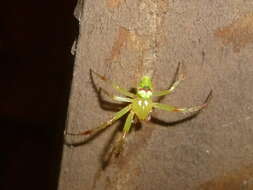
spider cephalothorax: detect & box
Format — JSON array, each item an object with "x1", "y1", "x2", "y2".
[{"x1": 66, "y1": 64, "x2": 211, "y2": 156}]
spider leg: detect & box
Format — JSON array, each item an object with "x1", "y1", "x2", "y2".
[
  {"x1": 154, "y1": 89, "x2": 212, "y2": 113},
  {"x1": 91, "y1": 69, "x2": 136, "y2": 98},
  {"x1": 112, "y1": 111, "x2": 135, "y2": 156},
  {"x1": 154, "y1": 89, "x2": 213, "y2": 113},
  {"x1": 100, "y1": 88, "x2": 133, "y2": 103},
  {"x1": 153, "y1": 102, "x2": 207, "y2": 113},
  {"x1": 153, "y1": 63, "x2": 185, "y2": 97},
  {"x1": 65, "y1": 105, "x2": 131, "y2": 136}
]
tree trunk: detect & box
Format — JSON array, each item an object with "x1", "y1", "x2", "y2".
[{"x1": 59, "y1": 1, "x2": 253, "y2": 190}]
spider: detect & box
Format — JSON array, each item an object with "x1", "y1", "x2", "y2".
[{"x1": 66, "y1": 64, "x2": 212, "y2": 156}]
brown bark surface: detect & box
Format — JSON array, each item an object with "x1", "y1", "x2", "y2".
[{"x1": 59, "y1": 1, "x2": 253, "y2": 190}]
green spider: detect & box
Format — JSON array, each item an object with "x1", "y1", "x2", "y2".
[{"x1": 67, "y1": 64, "x2": 211, "y2": 156}]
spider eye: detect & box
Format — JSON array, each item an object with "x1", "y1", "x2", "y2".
[{"x1": 142, "y1": 86, "x2": 151, "y2": 91}]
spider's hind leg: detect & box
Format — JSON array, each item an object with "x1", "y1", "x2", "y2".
[{"x1": 105, "y1": 111, "x2": 135, "y2": 161}]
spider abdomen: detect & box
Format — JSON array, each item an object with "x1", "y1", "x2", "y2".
[{"x1": 132, "y1": 98, "x2": 153, "y2": 120}]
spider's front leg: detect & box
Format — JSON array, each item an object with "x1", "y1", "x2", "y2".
[
  {"x1": 153, "y1": 63, "x2": 185, "y2": 97},
  {"x1": 90, "y1": 69, "x2": 136, "y2": 98},
  {"x1": 65, "y1": 105, "x2": 131, "y2": 137},
  {"x1": 99, "y1": 88, "x2": 132, "y2": 103}
]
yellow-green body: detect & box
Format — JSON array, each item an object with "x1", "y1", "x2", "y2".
[{"x1": 132, "y1": 97, "x2": 153, "y2": 120}]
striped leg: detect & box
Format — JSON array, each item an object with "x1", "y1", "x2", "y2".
[
  {"x1": 91, "y1": 69, "x2": 136, "y2": 98},
  {"x1": 112, "y1": 111, "x2": 135, "y2": 156},
  {"x1": 153, "y1": 63, "x2": 185, "y2": 97},
  {"x1": 65, "y1": 105, "x2": 131, "y2": 136}
]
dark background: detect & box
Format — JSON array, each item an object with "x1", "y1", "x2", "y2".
[{"x1": 0, "y1": 1, "x2": 78, "y2": 189}]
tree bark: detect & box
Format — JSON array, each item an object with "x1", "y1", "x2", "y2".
[{"x1": 59, "y1": 1, "x2": 253, "y2": 190}]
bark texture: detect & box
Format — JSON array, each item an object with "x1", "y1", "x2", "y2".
[{"x1": 59, "y1": 1, "x2": 253, "y2": 190}]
